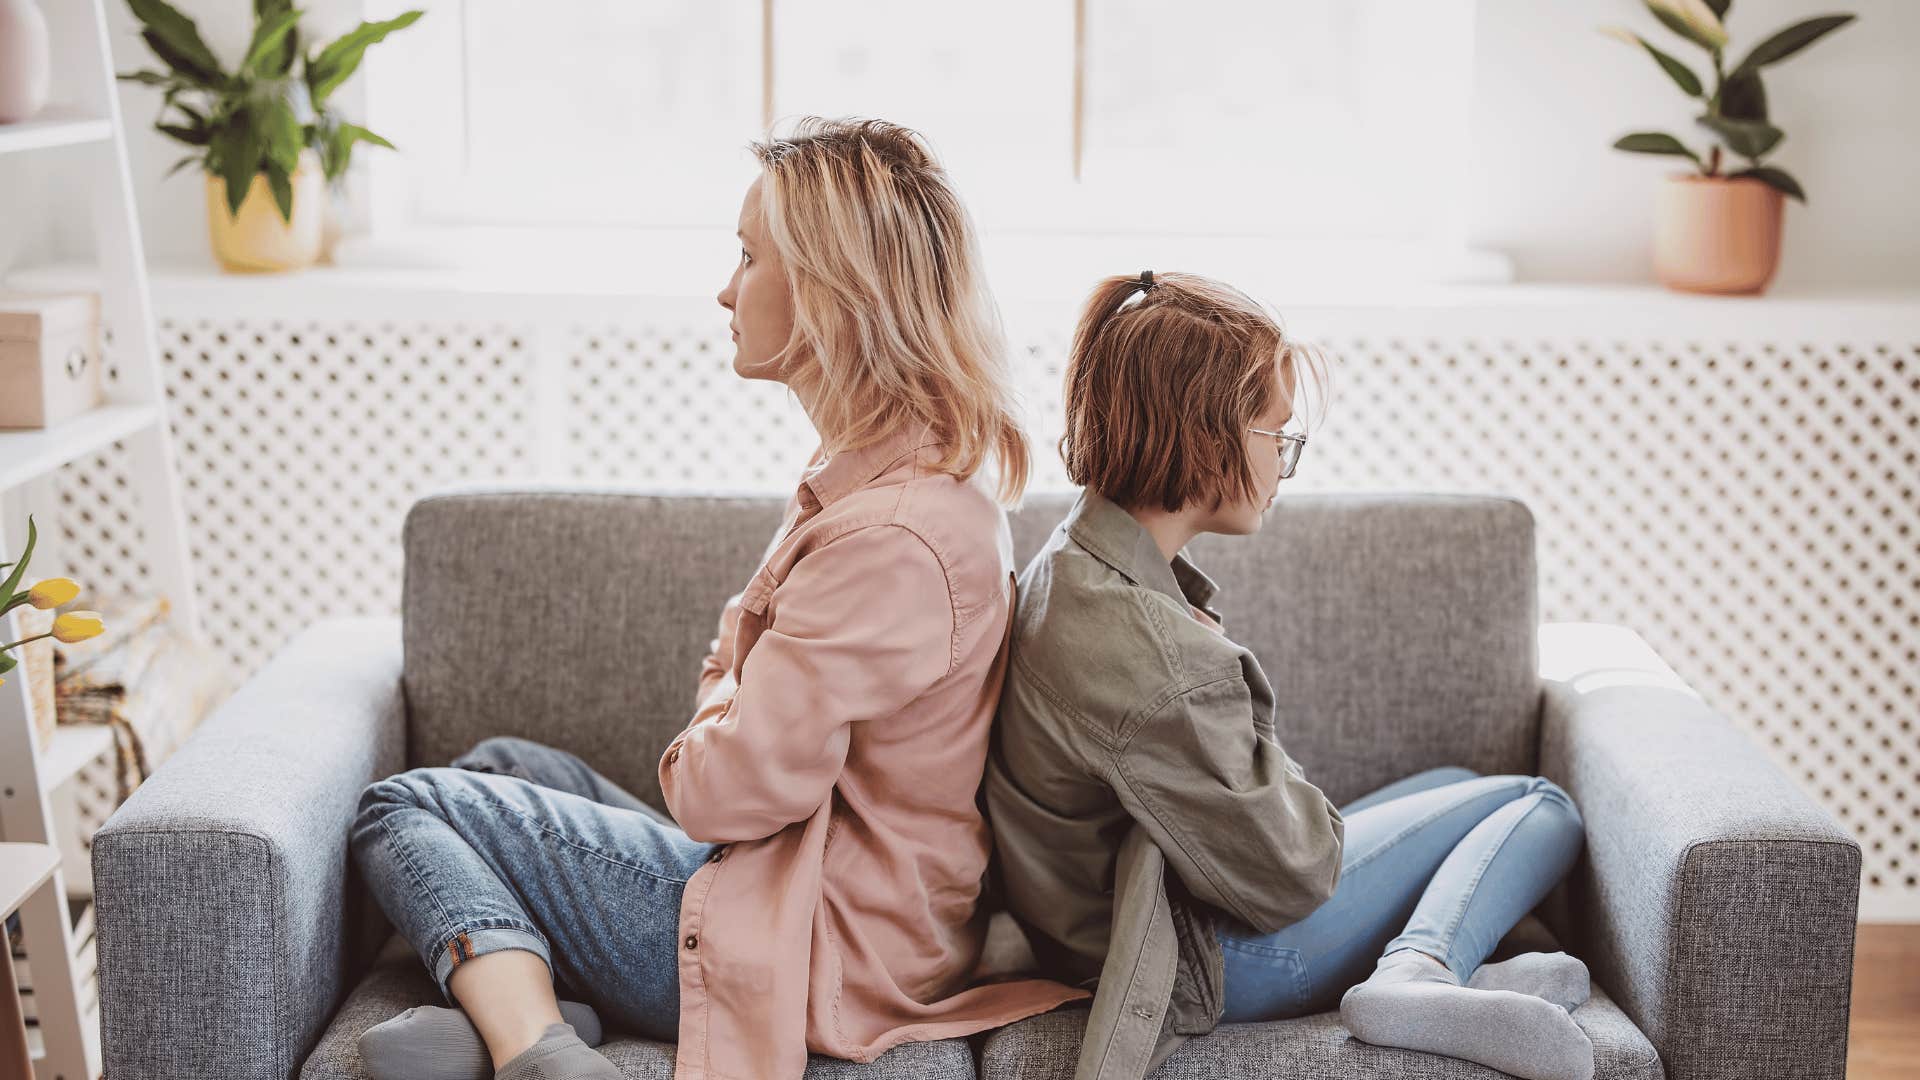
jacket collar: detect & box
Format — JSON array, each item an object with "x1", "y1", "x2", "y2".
[
  {"x1": 798, "y1": 417, "x2": 942, "y2": 509},
  {"x1": 1064, "y1": 488, "x2": 1221, "y2": 613}
]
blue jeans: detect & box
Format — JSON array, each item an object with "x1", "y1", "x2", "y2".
[
  {"x1": 349, "y1": 736, "x2": 717, "y2": 1040},
  {"x1": 1215, "y1": 767, "x2": 1584, "y2": 1021}
]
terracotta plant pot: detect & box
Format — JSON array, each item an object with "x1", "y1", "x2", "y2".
[
  {"x1": 1653, "y1": 173, "x2": 1785, "y2": 296},
  {"x1": 205, "y1": 148, "x2": 325, "y2": 273}
]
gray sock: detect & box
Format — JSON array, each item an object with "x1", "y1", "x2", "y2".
[
  {"x1": 1340, "y1": 949, "x2": 1594, "y2": 1080},
  {"x1": 1467, "y1": 951, "x2": 1591, "y2": 1011},
  {"x1": 494, "y1": 1022, "x2": 622, "y2": 1080},
  {"x1": 358, "y1": 1001, "x2": 604, "y2": 1080}
]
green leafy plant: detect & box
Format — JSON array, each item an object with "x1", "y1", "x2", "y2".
[
  {"x1": 118, "y1": 0, "x2": 423, "y2": 223},
  {"x1": 1602, "y1": 0, "x2": 1856, "y2": 204}
]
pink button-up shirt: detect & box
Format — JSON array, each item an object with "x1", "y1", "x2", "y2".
[{"x1": 658, "y1": 419, "x2": 1091, "y2": 1080}]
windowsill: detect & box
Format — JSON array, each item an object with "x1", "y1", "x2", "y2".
[
  {"x1": 10, "y1": 232, "x2": 1920, "y2": 337},
  {"x1": 311, "y1": 223, "x2": 1527, "y2": 302}
]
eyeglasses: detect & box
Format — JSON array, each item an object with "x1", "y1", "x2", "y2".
[{"x1": 1247, "y1": 425, "x2": 1307, "y2": 479}]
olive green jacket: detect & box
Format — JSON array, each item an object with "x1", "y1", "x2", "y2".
[{"x1": 983, "y1": 488, "x2": 1346, "y2": 1080}]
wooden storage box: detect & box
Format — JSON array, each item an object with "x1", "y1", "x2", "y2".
[{"x1": 0, "y1": 291, "x2": 104, "y2": 429}]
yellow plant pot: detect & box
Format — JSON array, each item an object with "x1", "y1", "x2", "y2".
[
  {"x1": 204, "y1": 148, "x2": 325, "y2": 274},
  {"x1": 1653, "y1": 172, "x2": 1785, "y2": 296}
]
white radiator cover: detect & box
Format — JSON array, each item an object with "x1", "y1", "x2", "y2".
[{"x1": 42, "y1": 285, "x2": 1919, "y2": 919}]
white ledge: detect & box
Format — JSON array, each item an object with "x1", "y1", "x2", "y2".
[{"x1": 8, "y1": 258, "x2": 1918, "y2": 341}]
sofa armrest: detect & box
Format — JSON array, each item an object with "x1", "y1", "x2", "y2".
[
  {"x1": 1536, "y1": 621, "x2": 1861, "y2": 1080},
  {"x1": 91, "y1": 616, "x2": 406, "y2": 1080}
]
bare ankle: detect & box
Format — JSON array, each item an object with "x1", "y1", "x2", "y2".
[{"x1": 445, "y1": 948, "x2": 567, "y2": 1069}]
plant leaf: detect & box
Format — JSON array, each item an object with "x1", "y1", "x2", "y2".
[
  {"x1": 1613, "y1": 131, "x2": 1703, "y2": 166},
  {"x1": 1731, "y1": 165, "x2": 1807, "y2": 203},
  {"x1": 210, "y1": 126, "x2": 261, "y2": 218},
  {"x1": 116, "y1": 69, "x2": 177, "y2": 86},
  {"x1": 127, "y1": 0, "x2": 227, "y2": 86},
  {"x1": 261, "y1": 97, "x2": 304, "y2": 173},
  {"x1": 1731, "y1": 15, "x2": 1857, "y2": 77},
  {"x1": 251, "y1": 0, "x2": 301, "y2": 76},
  {"x1": 0, "y1": 514, "x2": 37, "y2": 614},
  {"x1": 155, "y1": 100, "x2": 212, "y2": 147},
  {"x1": 163, "y1": 153, "x2": 203, "y2": 179},
  {"x1": 1719, "y1": 68, "x2": 1768, "y2": 121},
  {"x1": 1642, "y1": 0, "x2": 1727, "y2": 52},
  {"x1": 139, "y1": 28, "x2": 223, "y2": 88},
  {"x1": 264, "y1": 160, "x2": 295, "y2": 223},
  {"x1": 324, "y1": 121, "x2": 396, "y2": 181},
  {"x1": 306, "y1": 10, "x2": 424, "y2": 106},
  {"x1": 1628, "y1": 32, "x2": 1704, "y2": 97},
  {"x1": 242, "y1": 9, "x2": 303, "y2": 78},
  {"x1": 156, "y1": 121, "x2": 210, "y2": 146},
  {"x1": 1697, "y1": 114, "x2": 1783, "y2": 158}
]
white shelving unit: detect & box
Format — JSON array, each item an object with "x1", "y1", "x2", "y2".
[{"x1": 0, "y1": 1, "x2": 202, "y2": 1077}]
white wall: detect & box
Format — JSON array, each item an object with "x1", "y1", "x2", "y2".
[{"x1": 13, "y1": 0, "x2": 1920, "y2": 286}]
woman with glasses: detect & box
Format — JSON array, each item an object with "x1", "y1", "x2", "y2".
[{"x1": 982, "y1": 270, "x2": 1595, "y2": 1080}]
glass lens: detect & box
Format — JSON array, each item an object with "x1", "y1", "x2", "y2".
[{"x1": 1280, "y1": 437, "x2": 1303, "y2": 477}]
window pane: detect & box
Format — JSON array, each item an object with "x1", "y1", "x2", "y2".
[
  {"x1": 1081, "y1": 0, "x2": 1476, "y2": 239},
  {"x1": 456, "y1": 0, "x2": 764, "y2": 224},
  {"x1": 773, "y1": 0, "x2": 1073, "y2": 231},
  {"x1": 364, "y1": 0, "x2": 1477, "y2": 259}
]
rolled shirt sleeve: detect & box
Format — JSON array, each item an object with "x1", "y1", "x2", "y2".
[
  {"x1": 661, "y1": 524, "x2": 957, "y2": 843},
  {"x1": 1109, "y1": 672, "x2": 1346, "y2": 933}
]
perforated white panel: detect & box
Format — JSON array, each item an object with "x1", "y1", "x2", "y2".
[{"x1": 45, "y1": 299, "x2": 1918, "y2": 918}]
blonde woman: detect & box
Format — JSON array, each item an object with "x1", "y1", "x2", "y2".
[{"x1": 348, "y1": 117, "x2": 1089, "y2": 1080}]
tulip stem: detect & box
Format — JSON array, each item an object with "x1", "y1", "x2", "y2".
[{"x1": 0, "y1": 632, "x2": 52, "y2": 652}]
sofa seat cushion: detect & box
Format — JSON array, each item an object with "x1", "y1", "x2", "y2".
[
  {"x1": 977, "y1": 979, "x2": 1661, "y2": 1080},
  {"x1": 299, "y1": 934, "x2": 976, "y2": 1079}
]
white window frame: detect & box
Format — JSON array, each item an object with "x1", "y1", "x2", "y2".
[{"x1": 350, "y1": 0, "x2": 1501, "y2": 290}]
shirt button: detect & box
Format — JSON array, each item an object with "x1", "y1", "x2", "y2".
[
  {"x1": 710, "y1": 847, "x2": 726, "y2": 863},
  {"x1": 685, "y1": 933, "x2": 699, "y2": 950},
  {"x1": 1134, "y1": 1005, "x2": 1155, "y2": 1019},
  {"x1": 666, "y1": 747, "x2": 680, "y2": 765}
]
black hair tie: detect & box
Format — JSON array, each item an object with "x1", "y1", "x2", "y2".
[{"x1": 1139, "y1": 270, "x2": 1155, "y2": 288}]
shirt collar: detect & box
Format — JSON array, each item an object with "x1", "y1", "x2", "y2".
[
  {"x1": 798, "y1": 417, "x2": 943, "y2": 509},
  {"x1": 1064, "y1": 488, "x2": 1221, "y2": 612}
]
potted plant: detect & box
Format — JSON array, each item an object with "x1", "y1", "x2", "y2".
[
  {"x1": 118, "y1": 0, "x2": 421, "y2": 273},
  {"x1": 1603, "y1": 0, "x2": 1855, "y2": 295}
]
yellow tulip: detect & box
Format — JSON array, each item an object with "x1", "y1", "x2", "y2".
[
  {"x1": 28, "y1": 577, "x2": 80, "y2": 608},
  {"x1": 52, "y1": 610, "x2": 106, "y2": 644}
]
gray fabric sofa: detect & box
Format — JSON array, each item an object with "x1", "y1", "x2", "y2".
[{"x1": 89, "y1": 488, "x2": 1861, "y2": 1080}]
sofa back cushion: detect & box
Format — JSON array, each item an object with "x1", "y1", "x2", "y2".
[{"x1": 402, "y1": 488, "x2": 1539, "y2": 810}]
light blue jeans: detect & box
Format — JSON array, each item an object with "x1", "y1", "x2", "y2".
[
  {"x1": 349, "y1": 736, "x2": 717, "y2": 1040},
  {"x1": 1216, "y1": 767, "x2": 1584, "y2": 1021}
]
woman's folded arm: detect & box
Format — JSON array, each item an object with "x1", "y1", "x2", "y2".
[{"x1": 661, "y1": 523, "x2": 956, "y2": 843}]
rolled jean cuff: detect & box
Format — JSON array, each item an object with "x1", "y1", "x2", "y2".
[{"x1": 429, "y1": 922, "x2": 554, "y2": 1002}]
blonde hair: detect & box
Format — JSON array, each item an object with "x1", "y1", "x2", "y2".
[
  {"x1": 1060, "y1": 271, "x2": 1333, "y2": 513},
  {"x1": 748, "y1": 116, "x2": 1031, "y2": 505}
]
